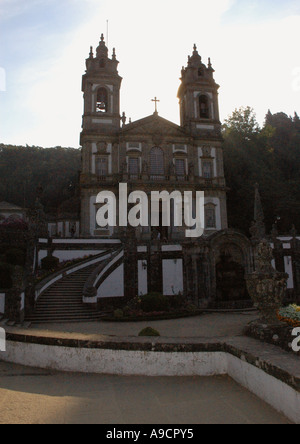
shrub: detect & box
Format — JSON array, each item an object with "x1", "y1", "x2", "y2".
[
  {"x1": 123, "y1": 306, "x2": 131, "y2": 317},
  {"x1": 186, "y1": 304, "x2": 198, "y2": 313},
  {"x1": 5, "y1": 248, "x2": 26, "y2": 266},
  {"x1": 169, "y1": 293, "x2": 185, "y2": 310},
  {"x1": 41, "y1": 256, "x2": 59, "y2": 270},
  {"x1": 114, "y1": 309, "x2": 124, "y2": 319},
  {"x1": 138, "y1": 327, "x2": 160, "y2": 337},
  {"x1": 0, "y1": 262, "x2": 13, "y2": 289},
  {"x1": 141, "y1": 293, "x2": 169, "y2": 313}
]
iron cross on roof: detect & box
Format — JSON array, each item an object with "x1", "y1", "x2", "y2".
[{"x1": 151, "y1": 97, "x2": 160, "y2": 114}]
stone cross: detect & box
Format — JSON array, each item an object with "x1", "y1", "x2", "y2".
[{"x1": 151, "y1": 97, "x2": 160, "y2": 114}]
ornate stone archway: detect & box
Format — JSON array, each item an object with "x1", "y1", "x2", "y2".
[{"x1": 209, "y1": 230, "x2": 254, "y2": 306}]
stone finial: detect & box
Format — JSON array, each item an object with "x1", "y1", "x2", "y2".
[
  {"x1": 271, "y1": 224, "x2": 279, "y2": 239},
  {"x1": 89, "y1": 46, "x2": 94, "y2": 58},
  {"x1": 121, "y1": 112, "x2": 127, "y2": 126},
  {"x1": 208, "y1": 57, "x2": 212, "y2": 68},
  {"x1": 254, "y1": 183, "x2": 264, "y2": 222},
  {"x1": 100, "y1": 33, "x2": 105, "y2": 42},
  {"x1": 112, "y1": 48, "x2": 116, "y2": 60},
  {"x1": 290, "y1": 225, "x2": 297, "y2": 238},
  {"x1": 250, "y1": 184, "x2": 266, "y2": 240}
]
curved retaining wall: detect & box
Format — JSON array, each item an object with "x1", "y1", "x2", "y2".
[{"x1": 1, "y1": 333, "x2": 299, "y2": 424}]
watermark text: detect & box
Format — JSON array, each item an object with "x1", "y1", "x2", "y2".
[
  {"x1": 292, "y1": 328, "x2": 300, "y2": 352},
  {"x1": 0, "y1": 328, "x2": 6, "y2": 352}
]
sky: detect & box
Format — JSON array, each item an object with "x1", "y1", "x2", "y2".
[{"x1": 0, "y1": 0, "x2": 300, "y2": 148}]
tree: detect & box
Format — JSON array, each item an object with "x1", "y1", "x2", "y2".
[{"x1": 223, "y1": 106, "x2": 260, "y2": 140}]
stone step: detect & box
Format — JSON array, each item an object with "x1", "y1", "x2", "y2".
[{"x1": 26, "y1": 262, "x2": 106, "y2": 324}]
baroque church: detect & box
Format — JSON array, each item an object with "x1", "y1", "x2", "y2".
[
  {"x1": 80, "y1": 35, "x2": 228, "y2": 239},
  {"x1": 2, "y1": 35, "x2": 299, "y2": 326},
  {"x1": 78, "y1": 34, "x2": 254, "y2": 308}
]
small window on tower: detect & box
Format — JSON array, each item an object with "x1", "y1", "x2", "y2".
[
  {"x1": 198, "y1": 68, "x2": 204, "y2": 77},
  {"x1": 96, "y1": 157, "x2": 108, "y2": 178},
  {"x1": 175, "y1": 159, "x2": 186, "y2": 178},
  {"x1": 128, "y1": 157, "x2": 140, "y2": 179},
  {"x1": 199, "y1": 95, "x2": 210, "y2": 119},
  {"x1": 96, "y1": 88, "x2": 108, "y2": 113},
  {"x1": 203, "y1": 161, "x2": 213, "y2": 179},
  {"x1": 205, "y1": 207, "x2": 216, "y2": 229},
  {"x1": 100, "y1": 58, "x2": 106, "y2": 68}
]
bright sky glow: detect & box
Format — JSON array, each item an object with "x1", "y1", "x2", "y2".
[{"x1": 0, "y1": 0, "x2": 299, "y2": 147}]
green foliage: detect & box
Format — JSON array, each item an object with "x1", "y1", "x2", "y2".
[
  {"x1": 223, "y1": 107, "x2": 260, "y2": 139},
  {"x1": 5, "y1": 248, "x2": 26, "y2": 266},
  {"x1": 223, "y1": 108, "x2": 300, "y2": 234},
  {"x1": 0, "y1": 262, "x2": 12, "y2": 289},
  {"x1": 0, "y1": 144, "x2": 81, "y2": 215},
  {"x1": 138, "y1": 327, "x2": 161, "y2": 337},
  {"x1": 141, "y1": 293, "x2": 169, "y2": 313},
  {"x1": 169, "y1": 293, "x2": 185, "y2": 310},
  {"x1": 41, "y1": 256, "x2": 59, "y2": 271},
  {"x1": 113, "y1": 309, "x2": 124, "y2": 319},
  {"x1": 186, "y1": 304, "x2": 198, "y2": 313}
]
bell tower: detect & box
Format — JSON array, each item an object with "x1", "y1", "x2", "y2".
[
  {"x1": 178, "y1": 45, "x2": 221, "y2": 135},
  {"x1": 81, "y1": 34, "x2": 122, "y2": 132}
]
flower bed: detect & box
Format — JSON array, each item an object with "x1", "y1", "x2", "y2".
[{"x1": 277, "y1": 305, "x2": 300, "y2": 327}]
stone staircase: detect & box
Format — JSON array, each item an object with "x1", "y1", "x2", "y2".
[{"x1": 27, "y1": 265, "x2": 105, "y2": 324}]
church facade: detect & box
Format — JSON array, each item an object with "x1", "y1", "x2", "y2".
[
  {"x1": 80, "y1": 36, "x2": 228, "y2": 240},
  {"x1": 78, "y1": 35, "x2": 255, "y2": 308}
]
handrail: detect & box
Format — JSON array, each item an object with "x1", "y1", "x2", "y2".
[
  {"x1": 35, "y1": 247, "x2": 120, "y2": 301},
  {"x1": 83, "y1": 248, "x2": 123, "y2": 299}
]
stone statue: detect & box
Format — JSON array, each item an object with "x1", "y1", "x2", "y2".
[
  {"x1": 169, "y1": 162, "x2": 175, "y2": 176},
  {"x1": 189, "y1": 162, "x2": 194, "y2": 176},
  {"x1": 121, "y1": 160, "x2": 127, "y2": 173},
  {"x1": 246, "y1": 239, "x2": 288, "y2": 324},
  {"x1": 256, "y1": 239, "x2": 274, "y2": 273},
  {"x1": 142, "y1": 160, "x2": 148, "y2": 174}
]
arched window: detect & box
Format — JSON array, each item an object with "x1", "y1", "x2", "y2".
[
  {"x1": 205, "y1": 205, "x2": 216, "y2": 229},
  {"x1": 150, "y1": 147, "x2": 164, "y2": 179},
  {"x1": 96, "y1": 88, "x2": 108, "y2": 113},
  {"x1": 199, "y1": 95, "x2": 210, "y2": 119}
]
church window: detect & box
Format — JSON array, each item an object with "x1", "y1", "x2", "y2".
[
  {"x1": 203, "y1": 161, "x2": 213, "y2": 179},
  {"x1": 205, "y1": 207, "x2": 216, "y2": 229},
  {"x1": 198, "y1": 68, "x2": 204, "y2": 77},
  {"x1": 96, "y1": 88, "x2": 108, "y2": 113},
  {"x1": 96, "y1": 157, "x2": 108, "y2": 178},
  {"x1": 175, "y1": 159, "x2": 186, "y2": 178},
  {"x1": 199, "y1": 95, "x2": 210, "y2": 119},
  {"x1": 99, "y1": 58, "x2": 106, "y2": 68},
  {"x1": 150, "y1": 147, "x2": 164, "y2": 179},
  {"x1": 128, "y1": 157, "x2": 139, "y2": 179}
]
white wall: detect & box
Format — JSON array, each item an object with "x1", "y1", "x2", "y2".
[
  {"x1": 97, "y1": 264, "x2": 124, "y2": 298},
  {"x1": 0, "y1": 293, "x2": 5, "y2": 314},
  {"x1": 138, "y1": 260, "x2": 148, "y2": 296},
  {"x1": 284, "y1": 256, "x2": 294, "y2": 289},
  {"x1": 163, "y1": 259, "x2": 184, "y2": 296},
  {"x1": 38, "y1": 250, "x2": 103, "y2": 266},
  {"x1": 2, "y1": 342, "x2": 299, "y2": 424}
]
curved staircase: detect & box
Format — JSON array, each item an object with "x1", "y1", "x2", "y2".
[{"x1": 26, "y1": 265, "x2": 105, "y2": 324}]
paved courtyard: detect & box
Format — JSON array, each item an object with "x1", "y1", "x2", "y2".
[
  {"x1": 30, "y1": 312, "x2": 258, "y2": 338},
  {"x1": 0, "y1": 361, "x2": 290, "y2": 424}
]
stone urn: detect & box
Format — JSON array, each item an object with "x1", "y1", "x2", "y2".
[{"x1": 246, "y1": 240, "x2": 288, "y2": 324}]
